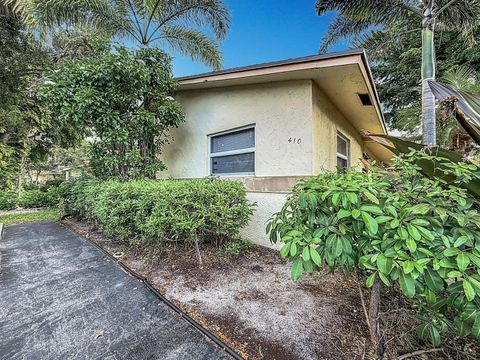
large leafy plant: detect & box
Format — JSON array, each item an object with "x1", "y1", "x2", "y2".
[
  {"x1": 268, "y1": 149, "x2": 480, "y2": 351},
  {"x1": 39, "y1": 46, "x2": 184, "y2": 180}
]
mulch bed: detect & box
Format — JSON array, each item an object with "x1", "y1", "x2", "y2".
[{"x1": 62, "y1": 219, "x2": 479, "y2": 360}]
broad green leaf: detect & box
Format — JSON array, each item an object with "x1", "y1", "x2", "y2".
[
  {"x1": 406, "y1": 237, "x2": 417, "y2": 253},
  {"x1": 429, "y1": 325, "x2": 441, "y2": 347},
  {"x1": 425, "y1": 288, "x2": 437, "y2": 305},
  {"x1": 407, "y1": 224, "x2": 421, "y2": 241},
  {"x1": 411, "y1": 204, "x2": 430, "y2": 215},
  {"x1": 424, "y1": 267, "x2": 444, "y2": 292},
  {"x1": 366, "y1": 273, "x2": 376, "y2": 288},
  {"x1": 303, "y1": 259, "x2": 314, "y2": 274},
  {"x1": 280, "y1": 243, "x2": 291, "y2": 258},
  {"x1": 416, "y1": 323, "x2": 429, "y2": 341},
  {"x1": 363, "y1": 191, "x2": 379, "y2": 204},
  {"x1": 457, "y1": 253, "x2": 470, "y2": 272},
  {"x1": 290, "y1": 242, "x2": 298, "y2": 257},
  {"x1": 443, "y1": 247, "x2": 460, "y2": 257},
  {"x1": 332, "y1": 192, "x2": 340, "y2": 206},
  {"x1": 302, "y1": 246, "x2": 310, "y2": 261},
  {"x1": 454, "y1": 236, "x2": 469, "y2": 247},
  {"x1": 467, "y1": 253, "x2": 480, "y2": 268},
  {"x1": 310, "y1": 248, "x2": 322, "y2": 266},
  {"x1": 472, "y1": 315, "x2": 480, "y2": 340},
  {"x1": 463, "y1": 279, "x2": 476, "y2": 301},
  {"x1": 291, "y1": 258, "x2": 303, "y2": 281},
  {"x1": 352, "y1": 209, "x2": 361, "y2": 219},
  {"x1": 402, "y1": 261, "x2": 414, "y2": 274},
  {"x1": 337, "y1": 209, "x2": 351, "y2": 220},
  {"x1": 377, "y1": 254, "x2": 393, "y2": 275},
  {"x1": 375, "y1": 216, "x2": 392, "y2": 224},
  {"x1": 360, "y1": 205, "x2": 383, "y2": 215},
  {"x1": 361, "y1": 211, "x2": 378, "y2": 235},
  {"x1": 399, "y1": 271, "x2": 416, "y2": 298},
  {"x1": 447, "y1": 271, "x2": 463, "y2": 278},
  {"x1": 333, "y1": 237, "x2": 343, "y2": 257},
  {"x1": 468, "y1": 276, "x2": 480, "y2": 291},
  {"x1": 415, "y1": 226, "x2": 435, "y2": 241},
  {"x1": 378, "y1": 272, "x2": 391, "y2": 286},
  {"x1": 390, "y1": 218, "x2": 400, "y2": 229},
  {"x1": 454, "y1": 316, "x2": 472, "y2": 337}
]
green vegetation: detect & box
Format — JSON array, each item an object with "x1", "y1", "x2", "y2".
[
  {"x1": 60, "y1": 178, "x2": 254, "y2": 264},
  {"x1": 0, "y1": 208, "x2": 59, "y2": 225},
  {"x1": 39, "y1": 46, "x2": 184, "y2": 180},
  {"x1": 368, "y1": 29, "x2": 480, "y2": 147},
  {"x1": 316, "y1": 0, "x2": 480, "y2": 145},
  {"x1": 0, "y1": 0, "x2": 230, "y2": 190},
  {"x1": 268, "y1": 149, "x2": 480, "y2": 351},
  {"x1": 0, "y1": 185, "x2": 62, "y2": 210},
  {"x1": 223, "y1": 238, "x2": 252, "y2": 257}
]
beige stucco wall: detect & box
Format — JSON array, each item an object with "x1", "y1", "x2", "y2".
[
  {"x1": 160, "y1": 79, "x2": 369, "y2": 248},
  {"x1": 161, "y1": 80, "x2": 314, "y2": 178},
  {"x1": 312, "y1": 82, "x2": 365, "y2": 173},
  {"x1": 240, "y1": 192, "x2": 288, "y2": 249}
]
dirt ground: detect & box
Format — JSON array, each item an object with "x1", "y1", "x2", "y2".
[{"x1": 62, "y1": 219, "x2": 480, "y2": 360}]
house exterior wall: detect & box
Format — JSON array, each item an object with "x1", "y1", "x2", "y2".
[
  {"x1": 160, "y1": 79, "x2": 369, "y2": 248},
  {"x1": 312, "y1": 82, "x2": 366, "y2": 173},
  {"x1": 161, "y1": 80, "x2": 314, "y2": 178}
]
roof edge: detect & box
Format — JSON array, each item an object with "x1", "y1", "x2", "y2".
[{"x1": 176, "y1": 48, "x2": 365, "y2": 82}]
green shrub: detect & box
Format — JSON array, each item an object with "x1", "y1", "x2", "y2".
[
  {"x1": 0, "y1": 191, "x2": 18, "y2": 210},
  {"x1": 268, "y1": 149, "x2": 480, "y2": 347},
  {"x1": 18, "y1": 188, "x2": 60, "y2": 208},
  {"x1": 223, "y1": 238, "x2": 252, "y2": 256},
  {"x1": 60, "y1": 178, "x2": 253, "y2": 251}
]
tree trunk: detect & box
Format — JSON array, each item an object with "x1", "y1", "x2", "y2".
[
  {"x1": 421, "y1": 24, "x2": 436, "y2": 145},
  {"x1": 194, "y1": 235, "x2": 203, "y2": 267},
  {"x1": 368, "y1": 278, "x2": 384, "y2": 356}
]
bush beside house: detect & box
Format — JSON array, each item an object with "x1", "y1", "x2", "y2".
[
  {"x1": 268, "y1": 149, "x2": 480, "y2": 349},
  {"x1": 59, "y1": 178, "x2": 254, "y2": 259}
]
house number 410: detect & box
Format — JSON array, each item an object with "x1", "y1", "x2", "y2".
[{"x1": 288, "y1": 137, "x2": 302, "y2": 144}]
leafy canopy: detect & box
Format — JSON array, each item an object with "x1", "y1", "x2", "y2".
[
  {"x1": 39, "y1": 46, "x2": 185, "y2": 180},
  {"x1": 268, "y1": 149, "x2": 480, "y2": 346}
]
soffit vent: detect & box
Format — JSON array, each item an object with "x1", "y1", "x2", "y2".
[{"x1": 358, "y1": 93, "x2": 372, "y2": 106}]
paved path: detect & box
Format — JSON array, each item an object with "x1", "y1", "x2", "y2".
[{"x1": 0, "y1": 221, "x2": 229, "y2": 360}]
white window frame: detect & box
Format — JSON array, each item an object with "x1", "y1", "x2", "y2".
[
  {"x1": 336, "y1": 132, "x2": 350, "y2": 168},
  {"x1": 208, "y1": 125, "x2": 256, "y2": 177}
]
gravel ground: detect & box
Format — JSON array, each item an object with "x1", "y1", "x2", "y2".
[{"x1": 64, "y1": 219, "x2": 367, "y2": 360}]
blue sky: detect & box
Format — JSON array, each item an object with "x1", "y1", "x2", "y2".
[{"x1": 172, "y1": 0, "x2": 345, "y2": 77}]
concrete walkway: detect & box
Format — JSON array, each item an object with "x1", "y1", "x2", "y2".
[{"x1": 0, "y1": 221, "x2": 230, "y2": 360}]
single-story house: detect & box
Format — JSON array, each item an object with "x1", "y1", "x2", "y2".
[{"x1": 161, "y1": 49, "x2": 391, "y2": 248}]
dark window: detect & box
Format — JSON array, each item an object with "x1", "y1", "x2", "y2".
[
  {"x1": 210, "y1": 127, "x2": 255, "y2": 175},
  {"x1": 337, "y1": 133, "x2": 350, "y2": 170},
  {"x1": 211, "y1": 152, "x2": 255, "y2": 174}
]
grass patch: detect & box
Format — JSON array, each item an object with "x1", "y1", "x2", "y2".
[{"x1": 0, "y1": 208, "x2": 60, "y2": 225}]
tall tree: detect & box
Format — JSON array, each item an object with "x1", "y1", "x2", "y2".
[
  {"x1": 367, "y1": 27, "x2": 480, "y2": 144},
  {"x1": 316, "y1": 0, "x2": 480, "y2": 145},
  {"x1": 5, "y1": 0, "x2": 230, "y2": 70}
]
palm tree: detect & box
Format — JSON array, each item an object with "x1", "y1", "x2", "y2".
[
  {"x1": 3, "y1": 0, "x2": 230, "y2": 70},
  {"x1": 316, "y1": 0, "x2": 480, "y2": 145}
]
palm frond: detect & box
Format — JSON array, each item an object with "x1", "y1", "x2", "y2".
[
  {"x1": 316, "y1": 0, "x2": 420, "y2": 52},
  {"x1": 159, "y1": 26, "x2": 222, "y2": 70},
  {"x1": 429, "y1": 80, "x2": 480, "y2": 144},
  {"x1": 434, "y1": 0, "x2": 480, "y2": 34},
  {"x1": 441, "y1": 65, "x2": 479, "y2": 93}
]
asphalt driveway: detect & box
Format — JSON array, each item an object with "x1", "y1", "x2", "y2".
[{"x1": 0, "y1": 221, "x2": 230, "y2": 360}]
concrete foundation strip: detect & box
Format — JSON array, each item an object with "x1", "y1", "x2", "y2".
[{"x1": 62, "y1": 223, "x2": 243, "y2": 360}]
